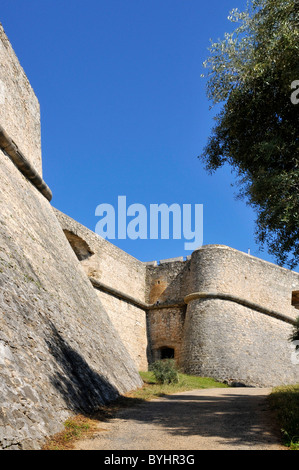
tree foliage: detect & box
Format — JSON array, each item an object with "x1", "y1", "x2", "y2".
[
  {"x1": 201, "y1": 0, "x2": 299, "y2": 268},
  {"x1": 290, "y1": 317, "x2": 299, "y2": 349}
]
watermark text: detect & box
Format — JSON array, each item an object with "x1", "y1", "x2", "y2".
[
  {"x1": 95, "y1": 196, "x2": 203, "y2": 251},
  {"x1": 291, "y1": 80, "x2": 299, "y2": 105}
]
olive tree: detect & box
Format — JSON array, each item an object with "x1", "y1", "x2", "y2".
[{"x1": 200, "y1": 0, "x2": 299, "y2": 268}]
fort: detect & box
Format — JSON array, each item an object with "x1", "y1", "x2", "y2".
[{"x1": 0, "y1": 24, "x2": 299, "y2": 450}]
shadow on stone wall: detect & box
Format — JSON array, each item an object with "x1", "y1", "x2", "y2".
[{"x1": 45, "y1": 321, "x2": 120, "y2": 415}]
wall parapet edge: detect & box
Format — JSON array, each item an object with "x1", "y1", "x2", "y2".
[
  {"x1": 192, "y1": 243, "x2": 299, "y2": 276},
  {"x1": 184, "y1": 291, "x2": 297, "y2": 325},
  {"x1": 0, "y1": 125, "x2": 52, "y2": 201},
  {"x1": 90, "y1": 277, "x2": 185, "y2": 310},
  {"x1": 91, "y1": 276, "x2": 297, "y2": 325}
]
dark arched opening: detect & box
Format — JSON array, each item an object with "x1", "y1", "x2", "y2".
[
  {"x1": 63, "y1": 230, "x2": 94, "y2": 261},
  {"x1": 160, "y1": 347, "x2": 175, "y2": 360}
]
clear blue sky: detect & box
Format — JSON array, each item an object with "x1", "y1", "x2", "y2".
[{"x1": 1, "y1": 0, "x2": 283, "y2": 266}]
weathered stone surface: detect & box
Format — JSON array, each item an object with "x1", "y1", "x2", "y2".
[
  {"x1": 147, "y1": 307, "x2": 186, "y2": 366},
  {"x1": 56, "y1": 212, "x2": 299, "y2": 388},
  {"x1": 181, "y1": 246, "x2": 299, "y2": 387},
  {"x1": 0, "y1": 149, "x2": 142, "y2": 450},
  {"x1": 182, "y1": 297, "x2": 299, "y2": 387},
  {"x1": 145, "y1": 258, "x2": 191, "y2": 305},
  {"x1": 189, "y1": 245, "x2": 299, "y2": 320},
  {"x1": 1, "y1": 19, "x2": 299, "y2": 452},
  {"x1": 0, "y1": 23, "x2": 42, "y2": 176},
  {"x1": 55, "y1": 209, "x2": 147, "y2": 305},
  {"x1": 54, "y1": 209, "x2": 149, "y2": 371}
]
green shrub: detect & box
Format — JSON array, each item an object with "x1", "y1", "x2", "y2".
[
  {"x1": 269, "y1": 385, "x2": 299, "y2": 449},
  {"x1": 149, "y1": 359, "x2": 179, "y2": 384}
]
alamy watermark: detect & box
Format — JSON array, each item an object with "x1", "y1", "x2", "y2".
[
  {"x1": 95, "y1": 196, "x2": 203, "y2": 251},
  {"x1": 291, "y1": 80, "x2": 299, "y2": 105}
]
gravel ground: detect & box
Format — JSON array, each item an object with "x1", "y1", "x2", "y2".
[{"x1": 74, "y1": 388, "x2": 285, "y2": 451}]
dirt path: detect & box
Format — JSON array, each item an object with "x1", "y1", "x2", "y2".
[{"x1": 74, "y1": 388, "x2": 285, "y2": 450}]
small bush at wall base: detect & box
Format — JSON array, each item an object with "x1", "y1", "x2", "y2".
[{"x1": 149, "y1": 359, "x2": 179, "y2": 384}]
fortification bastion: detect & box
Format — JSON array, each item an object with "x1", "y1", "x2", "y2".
[
  {"x1": 0, "y1": 23, "x2": 299, "y2": 450},
  {"x1": 0, "y1": 24, "x2": 142, "y2": 450},
  {"x1": 56, "y1": 210, "x2": 299, "y2": 389}
]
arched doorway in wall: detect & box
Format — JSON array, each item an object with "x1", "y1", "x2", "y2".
[{"x1": 159, "y1": 346, "x2": 175, "y2": 360}]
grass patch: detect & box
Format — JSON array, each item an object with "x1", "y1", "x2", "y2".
[
  {"x1": 43, "y1": 371, "x2": 227, "y2": 450},
  {"x1": 268, "y1": 384, "x2": 299, "y2": 450},
  {"x1": 42, "y1": 414, "x2": 99, "y2": 450},
  {"x1": 127, "y1": 371, "x2": 227, "y2": 401}
]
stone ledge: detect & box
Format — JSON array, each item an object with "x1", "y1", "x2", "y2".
[
  {"x1": 184, "y1": 291, "x2": 297, "y2": 325},
  {"x1": 0, "y1": 125, "x2": 52, "y2": 201},
  {"x1": 159, "y1": 257, "x2": 185, "y2": 264}
]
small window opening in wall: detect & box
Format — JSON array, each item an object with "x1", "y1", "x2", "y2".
[
  {"x1": 160, "y1": 347, "x2": 175, "y2": 359},
  {"x1": 63, "y1": 230, "x2": 94, "y2": 261},
  {"x1": 292, "y1": 291, "x2": 299, "y2": 310}
]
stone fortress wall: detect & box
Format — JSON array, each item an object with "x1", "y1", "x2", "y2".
[
  {"x1": 54, "y1": 209, "x2": 149, "y2": 372},
  {"x1": 56, "y1": 208, "x2": 299, "y2": 389},
  {"x1": 0, "y1": 25, "x2": 42, "y2": 175},
  {"x1": 182, "y1": 246, "x2": 299, "y2": 386},
  {"x1": 0, "y1": 23, "x2": 299, "y2": 450},
  {"x1": 0, "y1": 23, "x2": 142, "y2": 450}
]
